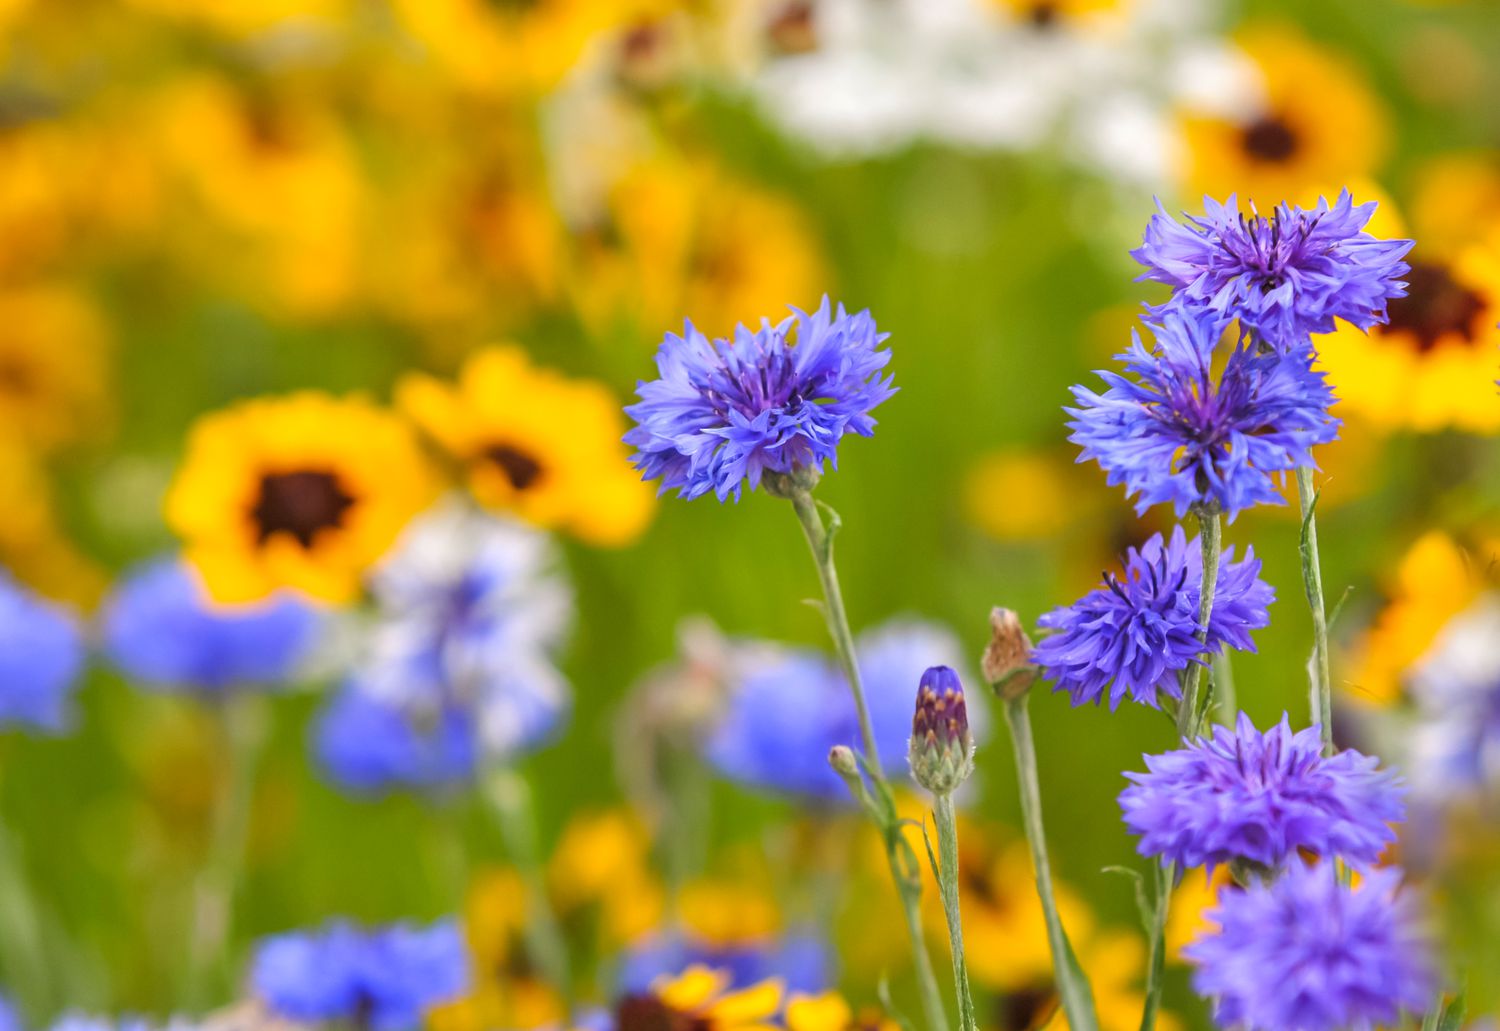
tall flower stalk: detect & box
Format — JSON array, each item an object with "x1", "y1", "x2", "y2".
[{"x1": 1297, "y1": 467, "x2": 1335, "y2": 755}]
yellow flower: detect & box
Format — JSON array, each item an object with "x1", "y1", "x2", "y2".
[
  {"x1": 785, "y1": 992, "x2": 898, "y2": 1031},
  {"x1": 621, "y1": 966, "x2": 783, "y2": 1031},
  {"x1": 1317, "y1": 236, "x2": 1500, "y2": 435},
  {"x1": 964, "y1": 449, "x2": 1102, "y2": 542},
  {"x1": 121, "y1": 0, "x2": 348, "y2": 36},
  {"x1": 1180, "y1": 25, "x2": 1388, "y2": 208},
  {"x1": 166, "y1": 392, "x2": 437, "y2": 603},
  {"x1": 0, "y1": 283, "x2": 110, "y2": 452},
  {"x1": 397, "y1": 346, "x2": 655, "y2": 547},
  {"x1": 1345, "y1": 531, "x2": 1484, "y2": 706},
  {"x1": 575, "y1": 155, "x2": 826, "y2": 340},
  {"x1": 548, "y1": 809, "x2": 664, "y2": 945},
  {"x1": 0, "y1": 433, "x2": 107, "y2": 607},
  {"x1": 1410, "y1": 152, "x2": 1500, "y2": 258},
  {"x1": 989, "y1": 0, "x2": 1127, "y2": 30},
  {"x1": 1059, "y1": 932, "x2": 1180, "y2": 1031},
  {"x1": 1165, "y1": 866, "x2": 1232, "y2": 963}
]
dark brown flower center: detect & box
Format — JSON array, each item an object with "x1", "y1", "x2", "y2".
[
  {"x1": 0, "y1": 356, "x2": 32, "y2": 395},
  {"x1": 995, "y1": 984, "x2": 1061, "y2": 1031},
  {"x1": 616, "y1": 995, "x2": 712, "y2": 1031},
  {"x1": 1240, "y1": 114, "x2": 1299, "y2": 163},
  {"x1": 252, "y1": 470, "x2": 356, "y2": 548},
  {"x1": 767, "y1": 1, "x2": 818, "y2": 54},
  {"x1": 1384, "y1": 261, "x2": 1487, "y2": 352},
  {"x1": 484, "y1": 443, "x2": 545, "y2": 491},
  {"x1": 1028, "y1": 2, "x2": 1060, "y2": 28}
]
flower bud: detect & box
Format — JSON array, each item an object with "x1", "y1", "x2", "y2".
[
  {"x1": 982, "y1": 607, "x2": 1039, "y2": 700},
  {"x1": 908, "y1": 665, "x2": 974, "y2": 796},
  {"x1": 828, "y1": 744, "x2": 859, "y2": 778}
]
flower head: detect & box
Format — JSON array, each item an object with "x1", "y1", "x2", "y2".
[
  {"x1": 615, "y1": 966, "x2": 783, "y2": 1031},
  {"x1": 621, "y1": 931, "x2": 830, "y2": 1000},
  {"x1": 0, "y1": 571, "x2": 84, "y2": 732},
  {"x1": 1067, "y1": 305, "x2": 1339, "y2": 519},
  {"x1": 100, "y1": 558, "x2": 322, "y2": 693},
  {"x1": 1120, "y1": 713, "x2": 1404, "y2": 871},
  {"x1": 624, "y1": 298, "x2": 894, "y2": 501},
  {"x1": 1185, "y1": 862, "x2": 1434, "y2": 1031},
  {"x1": 1133, "y1": 192, "x2": 1412, "y2": 353},
  {"x1": 1034, "y1": 527, "x2": 1274, "y2": 710},
  {"x1": 252, "y1": 919, "x2": 469, "y2": 1031},
  {"x1": 908, "y1": 665, "x2": 973, "y2": 795}
]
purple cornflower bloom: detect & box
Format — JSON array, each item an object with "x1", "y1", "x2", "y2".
[
  {"x1": 624, "y1": 297, "x2": 895, "y2": 501},
  {"x1": 1186, "y1": 862, "x2": 1434, "y2": 1031},
  {"x1": 1034, "y1": 527, "x2": 1273, "y2": 710},
  {"x1": 1067, "y1": 305, "x2": 1339, "y2": 520},
  {"x1": 1133, "y1": 192, "x2": 1412, "y2": 354},
  {"x1": 0, "y1": 571, "x2": 84, "y2": 733},
  {"x1": 1120, "y1": 713, "x2": 1404, "y2": 871}
]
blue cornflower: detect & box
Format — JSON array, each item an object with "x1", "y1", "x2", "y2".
[
  {"x1": 252, "y1": 919, "x2": 468, "y2": 1031},
  {"x1": 1120, "y1": 713, "x2": 1404, "y2": 872},
  {"x1": 1034, "y1": 527, "x2": 1273, "y2": 710},
  {"x1": 1133, "y1": 192, "x2": 1412, "y2": 354},
  {"x1": 705, "y1": 618, "x2": 967, "y2": 802},
  {"x1": 1067, "y1": 305, "x2": 1339, "y2": 520},
  {"x1": 620, "y1": 930, "x2": 831, "y2": 997},
  {"x1": 0, "y1": 996, "x2": 19, "y2": 1031},
  {"x1": 313, "y1": 501, "x2": 571, "y2": 794},
  {"x1": 100, "y1": 558, "x2": 321, "y2": 693},
  {"x1": 0, "y1": 571, "x2": 84, "y2": 732},
  {"x1": 624, "y1": 297, "x2": 895, "y2": 501},
  {"x1": 48, "y1": 1018, "x2": 154, "y2": 1031},
  {"x1": 1186, "y1": 862, "x2": 1434, "y2": 1031}
]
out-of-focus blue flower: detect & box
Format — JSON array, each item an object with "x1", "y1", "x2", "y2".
[
  {"x1": 620, "y1": 930, "x2": 831, "y2": 997},
  {"x1": 705, "y1": 618, "x2": 967, "y2": 802},
  {"x1": 252, "y1": 919, "x2": 468, "y2": 1031},
  {"x1": 1186, "y1": 862, "x2": 1433, "y2": 1031},
  {"x1": 1034, "y1": 527, "x2": 1273, "y2": 710},
  {"x1": 1120, "y1": 713, "x2": 1404, "y2": 871},
  {"x1": 624, "y1": 298, "x2": 895, "y2": 502},
  {"x1": 1406, "y1": 596, "x2": 1500, "y2": 804},
  {"x1": 1067, "y1": 305, "x2": 1339, "y2": 520},
  {"x1": 100, "y1": 558, "x2": 321, "y2": 693},
  {"x1": 48, "y1": 1018, "x2": 156, "y2": 1031},
  {"x1": 0, "y1": 995, "x2": 19, "y2": 1031},
  {"x1": 0, "y1": 571, "x2": 84, "y2": 732},
  {"x1": 313, "y1": 501, "x2": 571, "y2": 793},
  {"x1": 1133, "y1": 192, "x2": 1412, "y2": 354}
]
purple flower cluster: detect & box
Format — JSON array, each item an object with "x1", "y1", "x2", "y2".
[
  {"x1": 1119, "y1": 713, "x2": 1404, "y2": 871},
  {"x1": 1133, "y1": 192, "x2": 1412, "y2": 354},
  {"x1": 1034, "y1": 527, "x2": 1273, "y2": 710},
  {"x1": 1068, "y1": 306, "x2": 1339, "y2": 520},
  {"x1": 1187, "y1": 862, "x2": 1433, "y2": 1031},
  {"x1": 624, "y1": 297, "x2": 895, "y2": 501}
]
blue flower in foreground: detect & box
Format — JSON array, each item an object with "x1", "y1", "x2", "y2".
[
  {"x1": 1133, "y1": 192, "x2": 1412, "y2": 355},
  {"x1": 1034, "y1": 527, "x2": 1273, "y2": 710},
  {"x1": 0, "y1": 571, "x2": 84, "y2": 732},
  {"x1": 705, "y1": 619, "x2": 966, "y2": 802},
  {"x1": 621, "y1": 930, "x2": 831, "y2": 997},
  {"x1": 253, "y1": 919, "x2": 468, "y2": 1031},
  {"x1": 1068, "y1": 305, "x2": 1339, "y2": 520},
  {"x1": 314, "y1": 501, "x2": 571, "y2": 794},
  {"x1": 1120, "y1": 713, "x2": 1404, "y2": 871},
  {"x1": 1186, "y1": 862, "x2": 1433, "y2": 1031},
  {"x1": 624, "y1": 297, "x2": 895, "y2": 501},
  {"x1": 100, "y1": 558, "x2": 321, "y2": 693},
  {"x1": 0, "y1": 996, "x2": 19, "y2": 1031}
]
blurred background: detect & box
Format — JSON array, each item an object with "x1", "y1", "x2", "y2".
[{"x1": 3, "y1": 0, "x2": 1500, "y2": 1027}]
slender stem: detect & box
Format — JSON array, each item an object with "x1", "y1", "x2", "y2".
[
  {"x1": 1296, "y1": 466, "x2": 1335, "y2": 756},
  {"x1": 933, "y1": 795, "x2": 979, "y2": 1031},
  {"x1": 483, "y1": 768, "x2": 572, "y2": 1010},
  {"x1": 186, "y1": 691, "x2": 268, "y2": 1009},
  {"x1": 0, "y1": 818, "x2": 50, "y2": 1017},
  {"x1": 1174, "y1": 511, "x2": 1222, "y2": 742},
  {"x1": 1137, "y1": 859, "x2": 1174, "y2": 1031},
  {"x1": 789, "y1": 489, "x2": 881, "y2": 769},
  {"x1": 1003, "y1": 695, "x2": 1099, "y2": 1031},
  {"x1": 1212, "y1": 652, "x2": 1236, "y2": 727},
  {"x1": 789, "y1": 493, "x2": 946, "y2": 1031}
]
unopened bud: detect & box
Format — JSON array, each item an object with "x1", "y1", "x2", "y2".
[
  {"x1": 828, "y1": 744, "x2": 859, "y2": 778},
  {"x1": 908, "y1": 666, "x2": 974, "y2": 796},
  {"x1": 982, "y1": 607, "x2": 1039, "y2": 700}
]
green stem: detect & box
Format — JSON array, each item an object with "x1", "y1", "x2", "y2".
[
  {"x1": 185, "y1": 691, "x2": 268, "y2": 1010},
  {"x1": 1174, "y1": 510, "x2": 1222, "y2": 742},
  {"x1": 1003, "y1": 695, "x2": 1099, "y2": 1031},
  {"x1": 483, "y1": 769, "x2": 572, "y2": 1010},
  {"x1": 0, "y1": 818, "x2": 50, "y2": 1017},
  {"x1": 1212, "y1": 652, "x2": 1236, "y2": 727},
  {"x1": 933, "y1": 795, "x2": 979, "y2": 1031},
  {"x1": 1296, "y1": 466, "x2": 1335, "y2": 756},
  {"x1": 1137, "y1": 859, "x2": 1174, "y2": 1031},
  {"x1": 788, "y1": 492, "x2": 946, "y2": 1031}
]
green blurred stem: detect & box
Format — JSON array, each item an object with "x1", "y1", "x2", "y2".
[
  {"x1": 1003, "y1": 695, "x2": 1100, "y2": 1031},
  {"x1": 932, "y1": 795, "x2": 978, "y2": 1031},
  {"x1": 0, "y1": 817, "x2": 50, "y2": 1016},
  {"x1": 1212, "y1": 652, "x2": 1236, "y2": 727},
  {"x1": 1174, "y1": 510, "x2": 1222, "y2": 742},
  {"x1": 186, "y1": 691, "x2": 268, "y2": 1010},
  {"x1": 1296, "y1": 466, "x2": 1335, "y2": 756},
  {"x1": 484, "y1": 768, "x2": 572, "y2": 1010},
  {"x1": 1137, "y1": 859, "x2": 1174, "y2": 1031},
  {"x1": 789, "y1": 489, "x2": 946, "y2": 1031}
]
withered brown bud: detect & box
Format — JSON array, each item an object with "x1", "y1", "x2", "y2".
[{"x1": 982, "y1": 607, "x2": 1039, "y2": 700}]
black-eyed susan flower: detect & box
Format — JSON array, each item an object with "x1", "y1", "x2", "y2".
[
  {"x1": 615, "y1": 965, "x2": 783, "y2": 1031},
  {"x1": 166, "y1": 393, "x2": 437, "y2": 604},
  {"x1": 398, "y1": 346, "x2": 654, "y2": 547},
  {"x1": 0, "y1": 284, "x2": 110, "y2": 452},
  {"x1": 1181, "y1": 25, "x2": 1388, "y2": 208},
  {"x1": 785, "y1": 991, "x2": 899, "y2": 1031}
]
